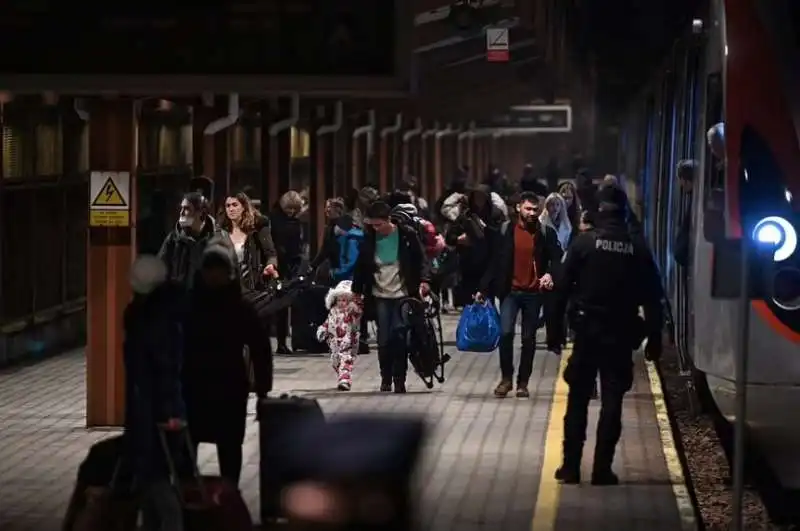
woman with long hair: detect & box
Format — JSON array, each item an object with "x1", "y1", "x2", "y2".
[
  {"x1": 557, "y1": 181, "x2": 581, "y2": 231},
  {"x1": 218, "y1": 191, "x2": 278, "y2": 291},
  {"x1": 540, "y1": 193, "x2": 574, "y2": 251}
]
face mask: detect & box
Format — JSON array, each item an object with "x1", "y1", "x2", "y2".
[{"x1": 178, "y1": 215, "x2": 194, "y2": 228}]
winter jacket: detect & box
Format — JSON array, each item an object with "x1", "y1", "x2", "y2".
[
  {"x1": 157, "y1": 216, "x2": 222, "y2": 289},
  {"x1": 331, "y1": 226, "x2": 364, "y2": 283},
  {"x1": 182, "y1": 240, "x2": 273, "y2": 446}
]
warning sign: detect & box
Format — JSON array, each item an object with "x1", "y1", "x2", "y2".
[
  {"x1": 486, "y1": 27, "x2": 509, "y2": 62},
  {"x1": 89, "y1": 171, "x2": 131, "y2": 227}
]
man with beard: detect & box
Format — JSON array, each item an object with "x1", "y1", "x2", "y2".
[
  {"x1": 476, "y1": 192, "x2": 563, "y2": 398},
  {"x1": 158, "y1": 191, "x2": 225, "y2": 289}
]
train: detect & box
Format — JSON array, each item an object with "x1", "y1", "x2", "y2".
[{"x1": 618, "y1": 0, "x2": 800, "y2": 487}]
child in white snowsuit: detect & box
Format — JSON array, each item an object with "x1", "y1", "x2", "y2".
[{"x1": 316, "y1": 280, "x2": 363, "y2": 391}]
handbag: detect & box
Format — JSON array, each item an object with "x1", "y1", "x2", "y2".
[{"x1": 456, "y1": 302, "x2": 502, "y2": 352}]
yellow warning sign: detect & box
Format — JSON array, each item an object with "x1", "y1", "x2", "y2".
[
  {"x1": 89, "y1": 210, "x2": 130, "y2": 227},
  {"x1": 89, "y1": 171, "x2": 131, "y2": 227},
  {"x1": 92, "y1": 177, "x2": 127, "y2": 207}
]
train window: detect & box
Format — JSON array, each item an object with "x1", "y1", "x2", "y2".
[{"x1": 702, "y1": 72, "x2": 725, "y2": 241}]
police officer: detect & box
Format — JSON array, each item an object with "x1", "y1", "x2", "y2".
[{"x1": 552, "y1": 184, "x2": 663, "y2": 485}]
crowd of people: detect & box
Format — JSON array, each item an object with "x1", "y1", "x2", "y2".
[{"x1": 120, "y1": 161, "x2": 654, "y2": 528}]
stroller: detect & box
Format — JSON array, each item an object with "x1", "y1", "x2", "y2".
[
  {"x1": 243, "y1": 274, "x2": 313, "y2": 319},
  {"x1": 398, "y1": 295, "x2": 451, "y2": 389}
]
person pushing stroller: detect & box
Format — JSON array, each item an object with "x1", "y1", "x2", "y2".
[{"x1": 317, "y1": 280, "x2": 364, "y2": 391}]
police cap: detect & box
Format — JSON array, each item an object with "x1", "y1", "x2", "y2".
[{"x1": 596, "y1": 184, "x2": 629, "y2": 210}]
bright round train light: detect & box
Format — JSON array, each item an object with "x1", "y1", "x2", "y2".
[{"x1": 753, "y1": 216, "x2": 797, "y2": 262}]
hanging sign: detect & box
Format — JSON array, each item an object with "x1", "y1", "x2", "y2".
[
  {"x1": 89, "y1": 171, "x2": 131, "y2": 227},
  {"x1": 486, "y1": 27, "x2": 509, "y2": 62}
]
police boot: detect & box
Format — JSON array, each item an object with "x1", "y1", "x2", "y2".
[
  {"x1": 591, "y1": 443, "x2": 619, "y2": 486},
  {"x1": 555, "y1": 442, "x2": 582, "y2": 484}
]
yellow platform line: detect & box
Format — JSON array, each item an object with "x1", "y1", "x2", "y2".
[
  {"x1": 531, "y1": 351, "x2": 570, "y2": 531},
  {"x1": 531, "y1": 354, "x2": 698, "y2": 531},
  {"x1": 645, "y1": 360, "x2": 699, "y2": 530}
]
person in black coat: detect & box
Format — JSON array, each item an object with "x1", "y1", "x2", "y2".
[
  {"x1": 182, "y1": 239, "x2": 273, "y2": 486},
  {"x1": 123, "y1": 255, "x2": 186, "y2": 530},
  {"x1": 352, "y1": 201, "x2": 432, "y2": 393},
  {"x1": 158, "y1": 191, "x2": 223, "y2": 289},
  {"x1": 445, "y1": 186, "x2": 503, "y2": 306},
  {"x1": 270, "y1": 191, "x2": 306, "y2": 354}
]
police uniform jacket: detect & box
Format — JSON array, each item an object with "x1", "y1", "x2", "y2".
[
  {"x1": 480, "y1": 220, "x2": 562, "y2": 300},
  {"x1": 553, "y1": 211, "x2": 663, "y2": 347}
]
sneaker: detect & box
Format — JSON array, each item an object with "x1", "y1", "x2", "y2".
[
  {"x1": 393, "y1": 378, "x2": 407, "y2": 394},
  {"x1": 494, "y1": 380, "x2": 513, "y2": 398},
  {"x1": 337, "y1": 381, "x2": 351, "y2": 391},
  {"x1": 515, "y1": 385, "x2": 530, "y2": 398}
]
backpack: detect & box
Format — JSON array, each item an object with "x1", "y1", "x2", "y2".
[{"x1": 391, "y1": 210, "x2": 444, "y2": 258}]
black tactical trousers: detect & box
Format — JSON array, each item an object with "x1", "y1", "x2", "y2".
[{"x1": 561, "y1": 334, "x2": 634, "y2": 472}]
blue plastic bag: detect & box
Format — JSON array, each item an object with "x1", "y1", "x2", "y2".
[{"x1": 456, "y1": 302, "x2": 501, "y2": 352}]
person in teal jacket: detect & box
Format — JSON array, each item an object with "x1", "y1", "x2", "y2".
[{"x1": 331, "y1": 219, "x2": 364, "y2": 283}]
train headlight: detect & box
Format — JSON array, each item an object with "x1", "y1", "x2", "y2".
[{"x1": 753, "y1": 216, "x2": 797, "y2": 262}]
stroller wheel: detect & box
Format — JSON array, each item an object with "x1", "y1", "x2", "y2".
[{"x1": 425, "y1": 380, "x2": 434, "y2": 389}]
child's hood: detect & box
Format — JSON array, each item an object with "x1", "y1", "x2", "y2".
[{"x1": 325, "y1": 280, "x2": 354, "y2": 309}]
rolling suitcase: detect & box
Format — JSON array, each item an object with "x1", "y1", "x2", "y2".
[
  {"x1": 258, "y1": 394, "x2": 326, "y2": 523},
  {"x1": 290, "y1": 283, "x2": 329, "y2": 353},
  {"x1": 158, "y1": 427, "x2": 253, "y2": 531},
  {"x1": 62, "y1": 436, "x2": 137, "y2": 531}
]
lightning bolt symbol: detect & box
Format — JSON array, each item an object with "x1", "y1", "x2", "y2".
[{"x1": 105, "y1": 185, "x2": 113, "y2": 200}]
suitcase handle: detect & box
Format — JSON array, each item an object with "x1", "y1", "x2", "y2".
[{"x1": 156, "y1": 424, "x2": 209, "y2": 504}]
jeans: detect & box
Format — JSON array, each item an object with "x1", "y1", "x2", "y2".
[
  {"x1": 498, "y1": 291, "x2": 543, "y2": 384},
  {"x1": 275, "y1": 308, "x2": 290, "y2": 345},
  {"x1": 140, "y1": 479, "x2": 183, "y2": 531},
  {"x1": 374, "y1": 297, "x2": 407, "y2": 380}
]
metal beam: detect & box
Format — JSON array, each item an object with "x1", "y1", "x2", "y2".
[
  {"x1": 441, "y1": 38, "x2": 535, "y2": 67},
  {"x1": 414, "y1": 0, "x2": 505, "y2": 26},
  {"x1": 414, "y1": 17, "x2": 520, "y2": 53}
]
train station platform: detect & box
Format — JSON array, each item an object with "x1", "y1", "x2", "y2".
[{"x1": 0, "y1": 316, "x2": 695, "y2": 531}]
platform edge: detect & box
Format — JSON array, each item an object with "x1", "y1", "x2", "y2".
[{"x1": 646, "y1": 360, "x2": 699, "y2": 531}]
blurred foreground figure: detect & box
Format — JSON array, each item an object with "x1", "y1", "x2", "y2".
[
  {"x1": 275, "y1": 415, "x2": 427, "y2": 531},
  {"x1": 125, "y1": 255, "x2": 185, "y2": 531}
]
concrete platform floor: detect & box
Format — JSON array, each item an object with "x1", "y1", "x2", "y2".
[{"x1": 0, "y1": 316, "x2": 694, "y2": 531}]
